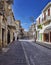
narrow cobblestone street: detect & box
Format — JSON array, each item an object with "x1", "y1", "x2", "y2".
[
  {"x1": 0, "y1": 0, "x2": 51, "y2": 65},
  {"x1": 0, "y1": 40, "x2": 51, "y2": 65},
  {"x1": 0, "y1": 41, "x2": 28, "y2": 65}
]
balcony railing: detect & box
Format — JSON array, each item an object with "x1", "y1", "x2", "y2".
[
  {"x1": 7, "y1": 19, "x2": 16, "y2": 27},
  {"x1": 8, "y1": 22, "x2": 16, "y2": 27},
  {"x1": 7, "y1": 16, "x2": 16, "y2": 27},
  {"x1": 42, "y1": 15, "x2": 51, "y2": 23}
]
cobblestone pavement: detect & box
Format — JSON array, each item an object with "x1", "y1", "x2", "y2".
[
  {"x1": 0, "y1": 41, "x2": 28, "y2": 65},
  {"x1": 0, "y1": 40, "x2": 51, "y2": 65},
  {"x1": 21, "y1": 40, "x2": 51, "y2": 65}
]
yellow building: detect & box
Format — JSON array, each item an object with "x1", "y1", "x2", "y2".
[
  {"x1": 0, "y1": 0, "x2": 16, "y2": 49},
  {"x1": 15, "y1": 20, "x2": 21, "y2": 39},
  {"x1": 0, "y1": 0, "x2": 8, "y2": 48}
]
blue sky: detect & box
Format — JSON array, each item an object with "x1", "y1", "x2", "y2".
[{"x1": 12, "y1": 0, "x2": 50, "y2": 31}]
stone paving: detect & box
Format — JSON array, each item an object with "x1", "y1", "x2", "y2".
[
  {"x1": 0, "y1": 41, "x2": 28, "y2": 65},
  {"x1": 0, "y1": 40, "x2": 51, "y2": 65},
  {"x1": 21, "y1": 41, "x2": 51, "y2": 65}
]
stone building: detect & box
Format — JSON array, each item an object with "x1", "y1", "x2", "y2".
[
  {"x1": 15, "y1": 20, "x2": 21, "y2": 40},
  {"x1": 0, "y1": 0, "x2": 16, "y2": 49},
  {"x1": 15, "y1": 20, "x2": 24, "y2": 39},
  {"x1": 19, "y1": 26, "x2": 24, "y2": 39},
  {"x1": 23, "y1": 31, "x2": 29, "y2": 39},
  {"x1": 29, "y1": 23, "x2": 36, "y2": 39}
]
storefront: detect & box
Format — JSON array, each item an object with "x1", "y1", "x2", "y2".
[
  {"x1": 43, "y1": 33, "x2": 49, "y2": 42},
  {"x1": 39, "y1": 23, "x2": 51, "y2": 43}
]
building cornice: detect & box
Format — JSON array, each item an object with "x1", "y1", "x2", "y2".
[{"x1": 42, "y1": 2, "x2": 51, "y2": 12}]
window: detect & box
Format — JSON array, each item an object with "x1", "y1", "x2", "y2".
[
  {"x1": 39, "y1": 18, "x2": 40, "y2": 24},
  {"x1": 48, "y1": 8, "x2": 50, "y2": 16},
  {"x1": 44, "y1": 12, "x2": 46, "y2": 20}
]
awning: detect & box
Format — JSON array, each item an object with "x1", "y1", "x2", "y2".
[{"x1": 39, "y1": 29, "x2": 49, "y2": 33}]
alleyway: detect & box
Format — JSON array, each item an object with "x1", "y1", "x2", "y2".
[{"x1": 0, "y1": 40, "x2": 51, "y2": 65}]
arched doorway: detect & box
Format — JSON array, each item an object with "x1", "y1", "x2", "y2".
[{"x1": 7, "y1": 30, "x2": 10, "y2": 44}]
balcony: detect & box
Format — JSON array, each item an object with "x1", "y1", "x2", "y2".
[
  {"x1": 8, "y1": 22, "x2": 16, "y2": 29},
  {"x1": 7, "y1": 19, "x2": 16, "y2": 27},
  {"x1": 6, "y1": 0, "x2": 13, "y2": 4},
  {"x1": 42, "y1": 15, "x2": 51, "y2": 24},
  {"x1": 7, "y1": 16, "x2": 16, "y2": 29}
]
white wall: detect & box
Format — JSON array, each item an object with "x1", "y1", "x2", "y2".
[
  {"x1": 43, "y1": 6, "x2": 51, "y2": 16},
  {"x1": 50, "y1": 7, "x2": 51, "y2": 16}
]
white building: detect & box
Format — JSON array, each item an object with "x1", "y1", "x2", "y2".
[{"x1": 36, "y1": 2, "x2": 51, "y2": 43}]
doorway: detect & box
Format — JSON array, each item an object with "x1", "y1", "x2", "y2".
[
  {"x1": 7, "y1": 30, "x2": 10, "y2": 44},
  {"x1": 44, "y1": 33, "x2": 49, "y2": 42},
  {"x1": 2, "y1": 28, "x2": 5, "y2": 47}
]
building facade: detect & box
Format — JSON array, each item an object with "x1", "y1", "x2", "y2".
[
  {"x1": 36, "y1": 14, "x2": 43, "y2": 41},
  {"x1": 29, "y1": 23, "x2": 36, "y2": 39},
  {"x1": 36, "y1": 2, "x2": 51, "y2": 43},
  {"x1": 19, "y1": 26, "x2": 24, "y2": 39},
  {"x1": 15, "y1": 20, "x2": 21, "y2": 40},
  {"x1": 0, "y1": 0, "x2": 16, "y2": 49}
]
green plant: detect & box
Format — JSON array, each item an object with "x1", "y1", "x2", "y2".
[{"x1": 38, "y1": 24, "x2": 42, "y2": 29}]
